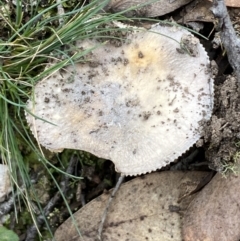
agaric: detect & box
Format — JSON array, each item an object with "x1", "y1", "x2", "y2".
[{"x1": 26, "y1": 24, "x2": 213, "y2": 175}]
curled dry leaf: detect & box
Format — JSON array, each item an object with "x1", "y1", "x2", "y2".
[
  {"x1": 103, "y1": 0, "x2": 192, "y2": 17},
  {"x1": 0, "y1": 164, "x2": 11, "y2": 202},
  {"x1": 179, "y1": 0, "x2": 214, "y2": 24},
  {"x1": 183, "y1": 172, "x2": 240, "y2": 241},
  {"x1": 54, "y1": 171, "x2": 208, "y2": 241},
  {"x1": 26, "y1": 24, "x2": 213, "y2": 176}
]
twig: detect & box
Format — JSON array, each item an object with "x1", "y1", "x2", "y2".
[
  {"x1": 212, "y1": 0, "x2": 240, "y2": 84},
  {"x1": 0, "y1": 193, "x2": 18, "y2": 223},
  {"x1": 98, "y1": 174, "x2": 125, "y2": 241}
]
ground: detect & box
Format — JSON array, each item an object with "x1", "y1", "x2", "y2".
[
  {"x1": 0, "y1": 0, "x2": 240, "y2": 240},
  {"x1": 204, "y1": 74, "x2": 240, "y2": 173}
]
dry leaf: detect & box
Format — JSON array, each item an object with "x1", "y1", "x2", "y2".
[
  {"x1": 54, "y1": 171, "x2": 208, "y2": 241},
  {"x1": 183, "y1": 172, "x2": 240, "y2": 241},
  {"x1": 104, "y1": 0, "x2": 192, "y2": 17},
  {"x1": 179, "y1": 0, "x2": 214, "y2": 24}
]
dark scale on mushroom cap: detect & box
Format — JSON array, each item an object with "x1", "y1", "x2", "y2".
[
  {"x1": 26, "y1": 23, "x2": 213, "y2": 176},
  {"x1": 138, "y1": 51, "x2": 144, "y2": 58},
  {"x1": 44, "y1": 97, "x2": 50, "y2": 103}
]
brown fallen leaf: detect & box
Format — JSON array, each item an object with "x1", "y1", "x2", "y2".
[
  {"x1": 208, "y1": 0, "x2": 240, "y2": 7},
  {"x1": 54, "y1": 171, "x2": 208, "y2": 241},
  {"x1": 179, "y1": 0, "x2": 215, "y2": 24},
  {"x1": 103, "y1": 0, "x2": 192, "y2": 17},
  {"x1": 183, "y1": 172, "x2": 240, "y2": 241}
]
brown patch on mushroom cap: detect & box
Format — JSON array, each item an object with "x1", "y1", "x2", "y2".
[{"x1": 26, "y1": 24, "x2": 214, "y2": 175}]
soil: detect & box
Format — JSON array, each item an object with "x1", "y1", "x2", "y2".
[
  {"x1": 203, "y1": 74, "x2": 240, "y2": 172},
  {"x1": 1, "y1": 1, "x2": 240, "y2": 240}
]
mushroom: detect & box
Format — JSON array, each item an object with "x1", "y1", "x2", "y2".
[{"x1": 26, "y1": 23, "x2": 214, "y2": 175}]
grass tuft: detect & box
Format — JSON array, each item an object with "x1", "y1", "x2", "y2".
[{"x1": 0, "y1": 0, "x2": 136, "y2": 238}]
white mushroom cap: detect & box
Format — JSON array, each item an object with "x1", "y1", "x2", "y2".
[{"x1": 26, "y1": 24, "x2": 213, "y2": 175}]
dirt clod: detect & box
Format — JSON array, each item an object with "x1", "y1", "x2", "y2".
[{"x1": 203, "y1": 75, "x2": 240, "y2": 172}]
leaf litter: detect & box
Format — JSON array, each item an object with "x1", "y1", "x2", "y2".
[
  {"x1": 54, "y1": 171, "x2": 209, "y2": 241},
  {"x1": 1, "y1": 0, "x2": 240, "y2": 239},
  {"x1": 183, "y1": 171, "x2": 240, "y2": 241}
]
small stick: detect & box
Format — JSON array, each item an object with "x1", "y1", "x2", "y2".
[
  {"x1": 212, "y1": 0, "x2": 240, "y2": 84},
  {"x1": 0, "y1": 192, "x2": 19, "y2": 222},
  {"x1": 98, "y1": 174, "x2": 125, "y2": 241}
]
